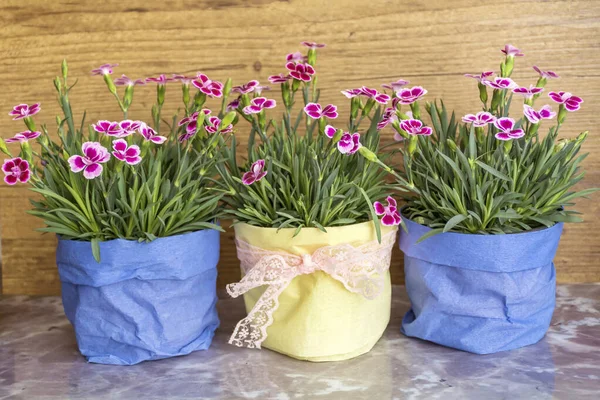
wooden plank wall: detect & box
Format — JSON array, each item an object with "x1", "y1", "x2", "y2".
[{"x1": 1, "y1": 0, "x2": 599, "y2": 295}]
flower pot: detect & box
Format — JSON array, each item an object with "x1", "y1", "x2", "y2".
[
  {"x1": 228, "y1": 221, "x2": 397, "y2": 362},
  {"x1": 399, "y1": 213, "x2": 563, "y2": 354},
  {"x1": 56, "y1": 229, "x2": 220, "y2": 365}
]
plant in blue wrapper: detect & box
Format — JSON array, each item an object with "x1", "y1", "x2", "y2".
[
  {"x1": 1, "y1": 61, "x2": 238, "y2": 364},
  {"x1": 355, "y1": 44, "x2": 598, "y2": 354}
]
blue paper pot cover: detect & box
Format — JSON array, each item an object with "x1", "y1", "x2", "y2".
[
  {"x1": 56, "y1": 229, "x2": 220, "y2": 365},
  {"x1": 399, "y1": 213, "x2": 563, "y2": 354}
]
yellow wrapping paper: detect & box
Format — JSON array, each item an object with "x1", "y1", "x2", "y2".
[{"x1": 234, "y1": 221, "x2": 396, "y2": 362}]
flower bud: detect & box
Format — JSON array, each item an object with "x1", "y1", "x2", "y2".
[
  {"x1": 61, "y1": 59, "x2": 68, "y2": 80},
  {"x1": 0, "y1": 138, "x2": 11, "y2": 156},
  {"x1": 157, "y1": 84, "x2": 166, "y2": 106},
  {"x1": 282, "y1": 82, "x2": 291, "y2": 108},
  {"x1": 475, "y1": 126, "x2": 485, "y2": 142},
  {"x1": 182, "y1": 84, "x2": 190, "y2": 106},
  {"x1": 220, "y1": 111, "x2": 237, "y2": 130},
  {"x1": 527, "y1": 123, "x2": 539, "y2": 138},
  {"x1": 24, "y1": 117, "x2": 36, "y2": 132},
  {"x1": 123, "y1": 85, "x2": 134, "y2": 109},
  {"x1": 410, "y1": 101, "x2": 421, "y2": 119},
  {"x1": 576, "y1": 131, "x2": 589, "y2": 144},
  {"x1": 358, "y1": 146, "x2": 379, "y2": 162},
  {"x1": 446, "y1": 138, "x2": 457, "y2": 152},
  {"x1": 557, "y1": 104, "x2": 567, "y2": 124},
  {"x1": 553, "y1": 138, "x2": 569, "y2": 153},
  {"x1": 53, "y1": 77, "x2": 61, "y2": 92},
  {"x1": 408, "y1": 135, "x2": 418, "y2": 155},
  {"x1": 491, "y1": 90, "x2": 501, "y2": 110},
  {"x1": 55, "y1": 116, "x2": 62, "y2": 127},
  {"x1": 350, "y1": 97, "x2": 360, "y2": 119},
  {"x1": 194, "y1": 91, "x2": 207, "y2": 108},
  {"x1": 362, "y1": 99, "x2": 375, "y2": 116},
  {"x1": 291, "y1": 78, "x2": 301, "y2": 92},
  {"x1": 478, "y1": 83, "x2": 488, "y2": 104},
  {"x1": 504, "y1": 56, "x2": 515, "y2": 76},
  {"x1": 222, "y1": 78, "x2": 233, "y2": 98},
  {"x1": 307, "y1": 48, "x2": 317, "y2": 66},
  {"x1": 103, "y1": 73, "x2": 118, "y2": 96},
  {"x1": 424, "y1": 101, "x2": 431, "y2": 114},
  {"x1": 332, "y1": 129, "x2": 343, "y2": 143}
]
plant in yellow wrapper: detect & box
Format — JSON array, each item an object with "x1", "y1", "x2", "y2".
[{"x1": 217, "y1": 42, "x2": 403, "y2": 361}]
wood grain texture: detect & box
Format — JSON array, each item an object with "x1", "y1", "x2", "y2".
[{"x1": 1, "y1": 0, "x2": 599, "y2": 294}]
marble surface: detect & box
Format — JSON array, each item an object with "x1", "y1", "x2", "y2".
[{"x1": 0, "y1": 285, "x2": 599, "y2": 400}]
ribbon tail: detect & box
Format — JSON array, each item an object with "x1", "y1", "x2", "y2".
[{"x1": 228, "y1": 282, "x2": 289, "y2": 349}]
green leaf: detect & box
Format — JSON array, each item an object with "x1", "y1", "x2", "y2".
[
  {"x1": 475, "y1": 160, "x2": 511, "y2": 181},
  {"x1": 443, "y1": 214, "x2": 468, "y2": 233}
]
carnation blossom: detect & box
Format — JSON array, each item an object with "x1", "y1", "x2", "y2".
[
  {"x1": 91, "y1": 63, "x2": 118, "y2": 76},
  {"x1": 2, "y1": 157, "x2": 30, "y2": 185},
  {"x1": 205, "y1": 116, "x2": 233, "y2": 134},
  {"x1": 146, "y1": 74, "x2": 175, "y2": 85},
  {"x1": 381, "y1": 79, "x2": 409, "y2": 91},
  {"x1": 512, "y1": 85, "x2": 544, "y2": 98},
  {"x1": 395, "y1": 86, "x2": 427, "y2": 105},
  {"x1": 493, "y1": 117, "x2": 524, "y2": 141},
  {"x1": 268, "y1": 74, "x2": 291, "y2": 84},
  {"x1": 483, "y1": 77, "x2": 518, "y2": 90},
  {"x1": 68, "y1": 142, "x2": 111, "y2": 179},
  {"x1": 501, "y1": 44, "x2": 524, "y2": 57},
  {"x1": 285, "y1": 62, "x2": 315, "y2": 82},
  {"x1": 464, "y1": 71, "x2": 494, "y2": 82},
  {"x1": 112, "y1": 139, "x2": 142, "y2": 165},
  {"x1": 93, "y1": 120, "x2": 124, "y2": 137},
  {"x1": 533, "y1": 66, "x2": 559, "y2": 79},
  {"x1": 242, "y1": 160, "x2": 267, "y2": 185},
  {"x1": 139, "y1": 123, "x2": 168, "y2": 144},
  {"x1": 192, "y1": 73, "x2": 224, "y2": 98},
  {"x1": 523, "y1": 104, "x2": 556, "y2": 124},
  {"x1": 301, "y1": 41, "x2": 326, "y2": 49},
  {"x1": 360, "y1": 87, "x2": 390, "y2": 104},
  {"x1": 374, "y1": 196, "x2": 402, "y2": 226},
  {"x1": 114, "y1": 75, "x2": 145, "y2": 86},
  {"x1": 8, "y1": 103, "x2": 40, "y2": 120},
  {"x1": 337, "y1": 133, "x2": 361, "y2": 155},
  {"x1": 399, "y1": 119, "x2": 432, "y2": 136},
  {"x1": 303, "y1": 103, "x2": 338, "y2": 119},
  {"x1": 548, "y1": 91, "x2": 583, "y2": 111},
  {"x1": 5, "y1": 130, "x2": 41, "y2": 143},
  {"x1": 243, "y1": 97, "x2": 276, "y2": 114},
  {"x1": 232, "y1": 80, "x2": 260, "y2": 94},
  {"x1": 462, "y1": 111, "x2": 496, "y2": 127}
]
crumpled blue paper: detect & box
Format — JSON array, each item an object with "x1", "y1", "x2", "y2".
[
  {"x1": 56, "y1": 229, "x2": 220, "y2": 365},
  {"x1": 399, "y1": 213, "x2": 563, "y2": 354}
]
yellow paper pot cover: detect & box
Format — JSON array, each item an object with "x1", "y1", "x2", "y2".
[{"x1": 233, "y1": 221, "x2": 397, "y2": 362}]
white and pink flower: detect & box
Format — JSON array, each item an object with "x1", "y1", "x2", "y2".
[
  {"x1": 205, "y1": 116, "x2": 233, "y2": 134},
  {"x1": 119, "y1": 120, "x2": 142, "y2": 137},
  {"x1": 286, "y1": 62, "x2": 315, "y2": 82},
  {"x1": 91, "y1": 63, "x2": 118, "y2": 76},
  {"x1": 494, "y1": 118, "x2": 524, "y2": 141},
  {"x1": 461, "y1": 111, "x2": 496, "y2": 127},
  {"x1": 68, "y1": 142, "x2": 111, "y2": 179},
  {"x1": 112, "y1": 139, "x2": 142, "y2": 165},
  {"x1": 360, "y1": 87, "x2": 390, "y2": 104},
  {"x1": 533, "y1": 66, "x2": 559, "y2": 79},
  {"x1": 374, "y1": 196, "x2": 401, "y2": 226},
  {"x1": 523, "y1": 104, "x2": 556, "y2": 124},
  {"x1": 192, "y1": 73, "x2": 224, "y2": 98},
  {"x1": 341, "y1": 88, "x2": 362, "y2": 98},
  {"x1": 146, "y1": 74, "x2": 175, "y2": 85},
  {"x1": 301, "y1": 41, "x2": 326, "y2": 49},
  {"x1": 5, "y1": 130, "x2": 41, "y2": 143},
  {"x1": 9, "y1": 103, "x2": 40, "y2": 120},
  {"x1": 395, "y1": 86, "x2": 427, "y2": 105},
  {"x1": 114, "y1": 75, "x2": 145, "y2": 86},
  {"x1": 2, "y1": 157, "x2": 30, "y2": 185},
  {"x1": 483, "y1": 77, "x2": 518, "y2": 90},
  {"x1": 548, "y1": 91, "x2": 583, "y2": 112},
  {"x1": 268, "y1": 74, "x2": 291, "y2": 84},
  {"x1": 501, "y1": 44, "x2": 524, "y2": 57},
  {"x1": 139, "y1": 123, "x2": 167, "y2": 144},
  {"x1": 399, "y1": 119, "x2": 432, "y2": 136},
  {"x1": 337, "y1": 133, "x2": 361, "y2": 155},
  {"x1": 243, "y1": 97, "x2": 276, "y2": 115},
  {"x1": 93, "y1": 120, "x2": 123, "y2": 137},
  {"x1": 382, "y1": 79, "x2": 409, "y2": 91},
  {"x1": 232, "y1": 80, "x2": 260, "y2": 95},
  {"x1": 464, "y1": 71, "x2": 494, "y2": 82},
  {"x1": 324, "y1": 125, "x2": 337, "y2": 138},
  {"x1": 512, "y1": 85, "x2": 544, "y2": 99},
  {"x1": 303, "y1": 103, "x2": 338, "y2": 119},
  {"x1": 242, "y1": 160, "x2": 267, "y2": 185}
]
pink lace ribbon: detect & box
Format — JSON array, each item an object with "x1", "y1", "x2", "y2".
[{"x1": 226, "y1": 229, "x2": 397, "y2": 349}]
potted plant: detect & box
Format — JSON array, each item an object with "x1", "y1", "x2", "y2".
[
  {"x1": 356, "y1": 45, "x2": 597, "y2": 354},
  {"x1": 1, "y1": 62, "x2": 236, "y2": 365},
  {"x1": 216, "y1": 42, "x2": 401, "y2": 362}
]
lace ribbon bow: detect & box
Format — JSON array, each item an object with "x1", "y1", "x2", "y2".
[{"x1": 226, "y1": 230, "x2": 397, "y2": 349}]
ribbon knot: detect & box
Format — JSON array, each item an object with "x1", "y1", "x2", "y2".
[{"x1": 226, "y1": 229, "x2": 397, "y2": 349}]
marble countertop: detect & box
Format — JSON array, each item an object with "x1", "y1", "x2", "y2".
[{"x1": 1, "y1": 284, "x2": 599, "y2": 400}]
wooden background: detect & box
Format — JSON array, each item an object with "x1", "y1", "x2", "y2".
[{"x1": 1, "y1": 0, "x2": 599, "y2": 295}]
